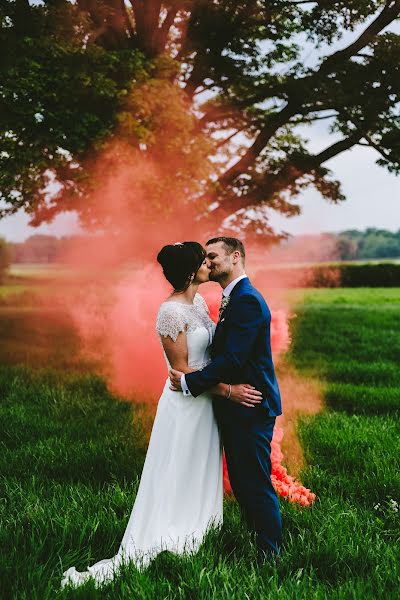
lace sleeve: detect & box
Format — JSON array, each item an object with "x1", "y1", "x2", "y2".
[
  {"x1": 194, "y1": 293, "x2": 209, "y2": 315},
  {"x1": 156, "y1": 303, "x2": 187, "y2": 342}
]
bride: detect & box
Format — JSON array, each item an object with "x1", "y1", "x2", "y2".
[{"x1": 61, "y1": 241, "x2": 262, "y2": 587}]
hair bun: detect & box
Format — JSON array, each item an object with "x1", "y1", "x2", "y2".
[
  {"x1": 157, "y1": 242, "x2": 206, "y2": 292},
  {"x1": 157, "y1": 244, "x2": 181, "y2": 270}
]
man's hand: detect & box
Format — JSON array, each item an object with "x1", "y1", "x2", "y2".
[
  {"x1": 169, "y1": 369, "x2": 183, "y2": 391},
  {"x1": 230, "y1": 384, "x2": 263, "y2": 407}
]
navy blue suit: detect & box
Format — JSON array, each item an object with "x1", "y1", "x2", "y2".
[{"x1": 185, "y1": 278, "x2": 282, "y2": 556}]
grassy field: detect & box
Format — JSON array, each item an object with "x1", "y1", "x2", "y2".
[
  {"x1": 9, "y1": 264, "x2": 86, "y2": 279},
  {"x1": 0, "y1": 283, "x2": 399, "y2": 598}
]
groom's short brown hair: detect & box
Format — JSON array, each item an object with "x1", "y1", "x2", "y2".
[{"x1": 206, "y1": 237, "x2": 245, "y2": 263}]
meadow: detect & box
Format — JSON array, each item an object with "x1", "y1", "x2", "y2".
[{"x1": 0, "y1": 273, "x2": 399, "y2": 599}]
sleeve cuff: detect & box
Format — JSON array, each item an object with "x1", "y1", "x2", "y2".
[{"x1": 181, "y1": 374, "x2": 192, "y2": 396}]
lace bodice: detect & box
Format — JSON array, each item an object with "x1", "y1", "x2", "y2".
[
  {"x1": 156, "y1": 294, "x2": 214, "y2": 342},
  {"x1": 156, "y1": 294, "x2": 216, "y2": 371}
]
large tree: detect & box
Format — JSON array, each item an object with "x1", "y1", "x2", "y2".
[{"x1": 1, "y1": 0, "x2": 400, "y2": 240}]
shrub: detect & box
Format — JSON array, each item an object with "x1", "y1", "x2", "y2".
[
  {"x1": 254, "y1": 263, "x2": 400, "y2": 288},
  {"x1": 340, "y1": 263, "x2": 400, "y2": 287}
]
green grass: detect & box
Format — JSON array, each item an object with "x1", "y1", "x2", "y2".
[
  {"x1": 8, "y1": 262, "x2": 140, "y2": 282},
  {"x1": 0, "y1": 369, "x2": 398, "y2": 600},
  {"x1": 0, "y1": 307, "x2": 97, "y2": 371},
  {"x1": 0, "y1": 284, "x2": 30, "y2": 297},
  {"x1": 300, "y1": 412, "x2": 400, "y2": 505},
  {"x1": 289, "y1": 287, "x2": 400, "y2": 598},
  {"x1": 325, "y1": 383, "x2": 400, "y2": 414},
  {"x1": 0, "y1": 287, "x2": 399, "y2": 598},
  {"x1": 289, "y1": 288, "x2": 400, "y2": 370},
  {"x1": 286, "y1": 286, "x2": 400, "y2": 307}
]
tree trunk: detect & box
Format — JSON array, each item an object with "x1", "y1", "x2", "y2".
[{"x1": 77, "y1": 0, "x2": 133, "y2": 49}]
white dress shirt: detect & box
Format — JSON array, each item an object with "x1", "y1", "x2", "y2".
[{"x1": 180, "y1": 274, "x2": 248, "y2": 396}]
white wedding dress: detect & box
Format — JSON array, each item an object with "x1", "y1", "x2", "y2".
[{"x1": 61, "y1": 293, "x2": 223, "y2": 587}]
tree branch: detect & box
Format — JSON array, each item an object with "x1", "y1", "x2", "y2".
[
  {"x1": 196, "y1": 103, "x2": 241, "y2": 129},
  {"x1": 363, "y1": 135, "x2": 392, "y2": 160},
  {"x1": 120, "y1": 0, "x2": 135, "y2": 39},
  {"x1": 128, "y1": 0, "x2": 143, "y2": 10},
  {"x1": 192, "y1": 82, "x2": 217, "y2": 96},
  {"x1": 14, "y1": 0, "x2": 32, "y2": 35},
  {"x1": 290, "y1": 112, "x2": 339, "y2": 125},
  {"x1": 210, "y1": 131, "x2": 363, "y2": 221},
  {"x1": 128, "y1": 0, "x2": 163, "y2": 56},
  {"x1": 156, "y1": 6, "x2": 179, "y2": 53},
  {"x1": 215, "y1": 128, "x2": 246, "y2": 150},
  {"x1": 211, "y1": 2, "x2": 400, "y2": 189},
  {"x1": 355, "y1": 52, "x2": 374, "y2": 59},
  {"x1": 320, "y1": 0, "x2": 400, "y2": 72},
  {"x1": 217, "y1": 104, "x2": 298, "y2": 187},
  {"x1": 77, "y1": 0, "x2": 133, "y2": 48},
  {"x1": 230, "y1": 1, "x2": 400, "y2": 111},
  {"x1": 312, "y1": 132, "x2": 362, "y2": 164}
]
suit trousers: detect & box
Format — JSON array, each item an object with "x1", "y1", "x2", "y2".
[{"x1": 215, "y1": 401, "x2": 282, "y2": 556}]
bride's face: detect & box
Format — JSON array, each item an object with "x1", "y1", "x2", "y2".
[{"x1": 193, "y1": 258, "x2": 211, "y2": 284}]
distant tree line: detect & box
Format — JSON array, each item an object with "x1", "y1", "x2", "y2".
[
  {"x1": 266, "y1": 228, "x2": 400, "y2": 263},
  {"x1": 10, "y1": 235, "x2": 75, "y2": 264},
  {"x1": 336, "y1": 229, "x2": 400, "y2": 260},
  {"x1": 8, "y1": 234, "x2": 135, "y2": 267},
  {"x1": 3, "y1": 229, "x2": 400, "y2": 266}
]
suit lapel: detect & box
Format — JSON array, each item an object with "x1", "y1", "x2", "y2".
[
  {"x1": 213, "y1": 277, "x2": 251, "y2": 347},
  {"x1": 227, "y1": 276, "x2": 250, "y2": 299}
]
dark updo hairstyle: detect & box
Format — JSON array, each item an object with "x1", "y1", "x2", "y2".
[{"x1": 157, "y1": 241, "x2": 206, "y2": 292}]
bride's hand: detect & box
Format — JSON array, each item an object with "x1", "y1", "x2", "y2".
[{"x1": 229, "y1": 384, "x2": 263, "y2": 407}]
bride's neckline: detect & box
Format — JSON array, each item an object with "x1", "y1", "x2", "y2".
[
  {"x1": 164, "y1": 299, "x2": 195, "y2": 306},
  {"x1": 164, "y1": 292, "x2": 199, "y2": 306}
]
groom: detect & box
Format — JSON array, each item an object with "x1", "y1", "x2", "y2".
[{"x1": 170, "y1": 237, "x2": 282, "y2": 559}]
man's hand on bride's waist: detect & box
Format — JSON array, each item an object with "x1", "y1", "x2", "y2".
[
  {"x1": 169, "y1": 369, "x2": 262, "y2": 408},
  {"x1": 229, "y1": 384, "x2": 262, "y2": 407}
]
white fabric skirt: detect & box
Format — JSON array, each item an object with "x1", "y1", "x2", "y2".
[{"x1": 61, "y1": 379, "x2": 223, "y2": 587}]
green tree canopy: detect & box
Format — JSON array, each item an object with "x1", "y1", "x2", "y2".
[
  {"x1": 1, "y1": 0, "x2": 400, "y2": 240},
  {"x1": 339, "y1": 227, "x2": 400, "y2": 258}
]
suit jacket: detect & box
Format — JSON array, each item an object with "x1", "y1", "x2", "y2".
[{"x1": 185, "y1": 277, "x2": 282, "y2": 417}]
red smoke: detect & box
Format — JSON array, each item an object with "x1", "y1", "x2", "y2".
[
  {"x1": 51, "y1": 137, "x2": 294, "y2": 399},
  {"x1": 69, "y1": 265, "x2": 170, "y2": 399},
  {"x1": 66, "y1": 266, "x2": 291, "y2": 401},
  {"x1": 270, "y1": 426, "x2": 316, "y2": 506},
  {"x1": 44, "y1": 134, "x2": 336, "y2": 403},
  {"x1": 223, "y1": 425, "x2": 316, "y2": 507},
  {"x1": 49, "y1": 138, "x2": 209, "y2": 400},
  {"x1": 30, "y1": 136, "x2": 335, "y2": 508}
]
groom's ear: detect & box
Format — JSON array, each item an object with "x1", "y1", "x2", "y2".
[{"x1": 231, "y1": 250, "x2": 241, "y2": 264}]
